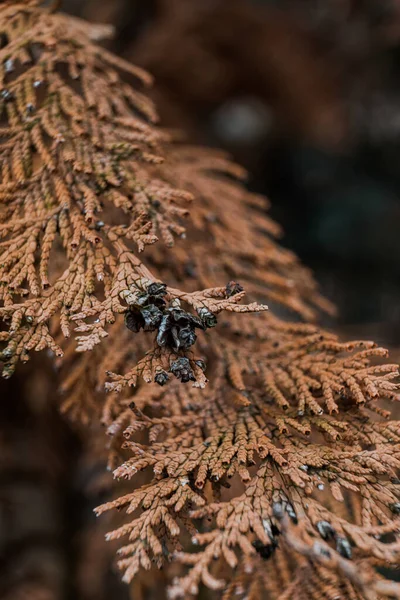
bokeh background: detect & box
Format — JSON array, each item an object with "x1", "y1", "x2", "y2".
[{"x1": 2, "y1": 1, "x2": 400, "y2": 599}]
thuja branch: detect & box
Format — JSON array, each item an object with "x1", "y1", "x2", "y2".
[
  {"x1": 94, "y1": 320, "x2": 400, "y2": 596},
  {"x1": 2, "y1": 3, "x2": 400, "y2": 600},
  {"x1": 0, "y1": 1, "x2": 266, "y2": 379}
]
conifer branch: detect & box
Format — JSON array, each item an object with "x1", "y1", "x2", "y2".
[{"x1": 1, "y1": 3, "x2": 400, "y2": 599}]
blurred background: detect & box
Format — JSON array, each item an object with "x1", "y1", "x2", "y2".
[{"x1": 2, "y1": 1, "x2": 400, "y2": 599}]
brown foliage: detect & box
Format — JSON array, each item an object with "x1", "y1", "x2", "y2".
[
  {"x1": 1, "y1": 2, "x2": 400, "y2": 600},
  {"x1": 0, "y1": 1, "x2": 267, "y2": 381}
]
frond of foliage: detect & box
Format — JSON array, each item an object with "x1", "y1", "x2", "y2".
[
  {"x1": 1, "y1": 3, "x2": 400, "y2": 600},
  {"x1": 0, "y1": 1, "x2": 268, "y2": 381}
]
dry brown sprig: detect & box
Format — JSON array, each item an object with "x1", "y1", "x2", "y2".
[
  {"x1": 96, "y1": 346, "x2": 400, "y2": 593},
  {"x1": 91, "y1": 308, "x2": 400, "y2": 594},
  {"x1": 0, "y1": 1, "x2": 268, "y2": 380},
  {"x1": 220, "y1": 532, "x2": 400, "y2": 600},
  {"x1": 1, "y1": 3, "x2": 400, "y2": 600}
]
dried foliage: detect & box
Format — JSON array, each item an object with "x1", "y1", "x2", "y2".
[
  {"x1": 0, "y1": 0, "x2": 268, "y2": 382},
  {"x1": 94, "y1": 329, "x2": 400, "y2": 597},
  {"x1": 2, "y1": 3, "x2": 400, "y2": 600}
]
